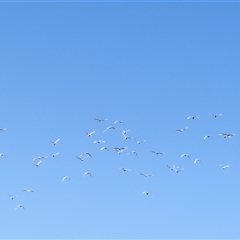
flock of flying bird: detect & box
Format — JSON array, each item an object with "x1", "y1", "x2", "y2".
[{"x1": 1, "y1": 112, "x2": 234, "y2": 210}]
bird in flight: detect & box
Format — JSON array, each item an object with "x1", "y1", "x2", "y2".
[
  {"x1": 134, "y1": 138, "x2": 146, "y2": 144},
  {"x1": 167, "y1": 165, "x2": 175, "y2": 171},
  {"x1": 76, "y1": 155, "x2": 87, "y2": 161},
  {"x1": 220, "y1": 164, "x2": 230, "y2": 169},
  {"x1": 151, "y1": 150, "x2": 165, "y2": 155},
  {"x1": 83, "y1": 172, "x2": 92, "y2": 177},
  {"x1": 127, "y1": 151, "x2": 139, "y2": 158},
  {"x1": 209, "y1": 113, "x2": 222, "y2": 118},
  {"x1": 0, "y1": 128, "x2": 6, "y2": 131},
  {"x1": 103, "y1": 126, "x2": 117, "y2": 132},
  {"x1": 85, "y1": 131, "x2": 96, "y2": 137},
  {"x1": 204, "y1": 135, "x2": 213, "y2": 140},
  {"x1": 174, "y1": 166, "x2": 184, "y2": 173},
  {"x1": 187, "y1": 116, "x2": 200, "y2": 120},
  {"x1": 175, "y1": 126, "x2": 188, "y2": 132},
  {"x1": 113, "y1": 147, "x2": 128, "y2": 154},
  {"x1": 194, "y1": 158, "x2": 201, "y2": 164},
  {"x1": 114, "y1": 120, "x2": 124, "y2": 124},
  {"x1": 8, "y1": 194, "x2": 18, "y2": 200},
  {"x1": 62, "y1": 176, "x2": 70, "y2": 182},
  {"x1": 23, "y1": 189, "x2": 34, "y2": 193},
  {"x1": 119, "y1": 167, "x2": 131, "y2": 172},
  {"x1": 219, "y1": 133, "x2": 236, "y2": 138},
  {"x1": 0, "y1": 153, "x2": 6, "y2": 157},
  {"x1": 51, "y1": 152, "x2": 59, "y2": 157},
  {"x1": 100, "y1": 147, "x2": 109, "y2": 151},
  {"x1": 32, "y1": 156, "x2": 47, "y2": 161},
  {"x1": 33, "y1": 160, "x2": 42, "y2": 167},
  {"x1": 93, "y1": 140, "x2": 105, "y2": 144},
  {"x1": 51, "y1": 138, "x2": 60, "y2": 145},
  {"x1": 15, "y1": 205, "x2": 25, "y2": 210},
  {"x1": 140, "y1": 173, "x2": 152, "y2": 177},
  {"x1": 180, "y1": 153, "x2": 190, "y2": 158},
  {"x1": 142, "y1": 191, "x2": 151, "y2": 195},
  {"x1": 93, "y1": 118, "x2": 107, "y2": 122}
]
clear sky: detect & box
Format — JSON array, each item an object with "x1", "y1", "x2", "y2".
[{"x1": 1, "y1": 1, "x2": 240, "y2": 239}]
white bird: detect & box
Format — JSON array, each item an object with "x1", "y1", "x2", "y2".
[
  {"x1": 15, "y1": 205, "x2": 25, "y2": 210},
  {"x1": 50, "y1": 138, "x2": 60, "y2": 145},
  {"x1": 0, "y1": 153, "x2": 6, "y2": 157},
  {"x1": 151, "y1": 150, "x2": 165, "y2": 155},
  {"x1": 32, "y1": 156, "x2": 47, "y2": 161},
  {"x1": 85, "y1": 131, "x2": 96, "y2": 137},
  {"x1": 119, "y1": 167, "x2": 131, "y2": 172},
  {"x1": 76, "y1": 155, "x2": 87, "y2": 161},
  {"x1": 93, "y1": 118, "x2": 107, "y2": 122},
  {"x1": 62, "y1": 176, "x2": 70, "y2": 182},
  {"x1": 142, "y1": 191, "x2": 151, "y2": 195},
  {"x1": 83, "y1": 172, "x2": 92, "y2": 177},
  {"x1": 175, "y1": 126, "x2": 188, "y2": 132},
  {"x1": 127, "y1": 151, "x2": 139, "y2": 158},
  {"x1": 100, "y1": 147, "x2": 109, "y2": 151},
  {"x1": 209, "y1": 113, "x2": 222, "y2": 118},
  {"x1": 123, "y1": 135, "x2": 133, "y2": 140},
  {"x1": 84, "y1": 152, "x2": 93, "y2": 158},
  {"x1": 23, "y1": 189, "x2": 34, "y2": 193},
  {"x1": 220, "y1": 164, "x2": 230, "y2": 169},
  {"x1": 0, "y1": 128, "x2": 6, "y2": 131},
  {"x1": 93, "y1": 140, "x2": 105, "y2": 144},
  {"x1": 140, "y1": 173, "x2": 152, "y2": 177},
  {"x1": 204, "y1": 135, "x2": 213, "y2": 140},
  {"x1": 194, "y1": 158, "x2": 201, "y2": 164},
  {"x1": 134, "y1": 138, "x2": 146, "y2": 144},
  {"x1": 219, "y1": 133, "x2": 236, "y2": 138},
  {"x1": 122, "y1": 129, "x2": 131, "y2": 135},
  {"x1": 114, "y1": 120, "x2": 124, "y2": 124},
  {"x1": 8, "y1": 194, "x2": 18, "y2": 200},
  {"x1": 174, "y1": 166, "x2": 184, "y2": 173},
  {"x1": 187, "y1": 116, "x2": 200, "y2": 119},
  {"x1": 103, "y1": 126, "x2": 117, "y2": 132},
  {"x1": 51, "y1": 152, "x2": 59, "y2": 157},
  {"x1": 180, "y1": 153, "x2": 190, "y2": 158},
  {"x1": 167, "y1": 165, "x2": 175, "y2": 170},
  {"x1": 33, "y1": 160, "x2": 42, "y2": 167}
]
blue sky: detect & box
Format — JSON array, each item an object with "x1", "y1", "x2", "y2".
[{"x1": 1, "y1": 1, "x2": 240, "y2": 239}]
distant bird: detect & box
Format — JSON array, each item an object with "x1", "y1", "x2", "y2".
[
  {"x1": 127, "y1": 151, "x2": 139, "y2": 158},
  {"x1": 0, "y1": 128, "x2": 6, "y2": 131},
  {"x1": 140, "y1": 173, "x2": 152, "y2": 177},
  {"x1": 187, "y1": 116, "x2": 200, "y2": 119},
  {"x1": 84, "y1": 152, "x2": 93, "y2": 158},
  {"x1": 209, "y1": 113, "x2": 222, "y2": 118},
  {"x1": 103, "y1": 126, "x2": 117, "y2": 132},
  {"x1": 113, "y1": 147, "x2": 128, "y2": 154},
  {"x1": 175, "y1": 126, "x2": 188, "y2": 132},
  {"x1": 204, "y1": 135, "x2": 213, "y2": 140},
  {"x1": 167, "y1": 165, "x2": 175, "y2": 171},
  {"x1": 174, "y1": 166, "x2": 184, "y2": 173},
  {"x1": 85, "y1": 131, "x2": 96, "y2": 137},
  {"x1": 23, "y1": 189, "x2": 34, "y2": 193},
  {"x1": 122, "y1": 129, "x2": 131, "y2": 135},
  {"x1": 33, "y1": 160, "x2": 42, "y2": 167},
  {"x1": 180, "y1": 153, "x2": 190, "y2": 158},
  {"x1": 0, "y1": 153, "x2": 6, "y2": 157},
  {"x1": 219, "y1": 133, "x2": 236, "y2": 138},
  {"x1": 76, "y1": 155, "x2": 87, "y2": 161},
  {"x1": 151, "y1": 150, "x2": 165, "y2": 155},
  {"x1": 51, "y1": 152, "x2": 59, "y2": 157},
  {"x1": 194, "y1": 158, "x2": 201, "y2": 164},
  {"x1": 220, "y1": 164, "x2": 230, "y2": 169},
  {"x1": 51, "y1": 138, "x2": 60, "y2": 145},
  {"x1": 62, "y1": 176, "x2": 70, "y2": 182},
  {"x1": 134, "y1": 138, "x2": 146, "y2": 144},
  {"x1": 119, "y1": 167, "x2": 131, "y2": 172},
  {"x1": 123, "y1": 135, "x2": 133, "y2": 140},
  {"x1": 83, "y1": 172, "x2": 92, "y2": 177},
  {"x1": 100, "y1": 147, "x2": 109, "y2": 151},
  {"x1": 8, "y1": 194, "x2": 18, "y2": 200},
  {"x1": 93, "y1": 118, "x2": 107, "y2": 122},
  {"x1": 114, "y1": 120, "x2": 124, "y2": 124},
  {"x1": 142, "y1": 191, "x2": 151, "y2": 195},
  {"x1": 32, "y1": 156, "x2": 47, "y2": 161},
  {"x1": 15, "y1": 205, "x2": 25, "y2": 210},
  {"x1": 93, "y1": 140, "x2": 105, "y2": 144}
]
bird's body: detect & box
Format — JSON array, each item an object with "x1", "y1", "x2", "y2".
[
  {"x1": 151, "y1": 150, "x2": 165, "y2": 155},
  {"x1": 194, "y1": 158, "x2": 201, "y2": 164},
  {"x1": 93, "y1": 140, "x2": 105, "y2": 144},
  {"x1": 15, "y1": 205, "x2": 25, "y2": 210},
  {"x1": 8, "y1": 194, "x2": 18, "y2": 200},
  {"x1": 180, "y1": 153, "x2": 190, "y2": 158},
  {"x1": 219, "y1": 133, "x2": 236, "y2": 138},
  {"x1": 103, "y1": 126, "x2": 117, "y2": 132},
  {"x1": 51, "y1": 152, "x2": 59, "y2": 157},
  {"x1": 175, "y1": 126, "x2": 188, "y2": 132},
  {"x1": 120, "y1": 167, "x2": 131, "y2": 172},
  {"x1": 93, "y1": 118, "x2": 107, "y2": 122},
  {"x1": 83, "y1": 172, "x2": 92, "y2": 177},
  {"x1": 187, "y1": 116, "x2": 200, "y2": 120},
  {"x1": 210, "y1": 113, "x2": 222, "y2": 118},
  {"x1": 33, "y1": 160, "x2": 42, "y2": 167},
  {"x1": 220, "y1": 164, "x2": 230, "y2": 169},
  {"x1": 114, "y1": 120, "x2": 124, "y2": 124},
  {"x1": 62, "y1": 176, "x2": 70, "y2": 182},
  {"x1": 0, "y1": 153, "x2": 6, "y2": 157},
  {"x1": 140, "y1": 173, "x2": 152, "y2": 177},
  {"x1": 85, "y1": 131, "x2": 96, "y2": 137},
  {"x1": 142, "y1": 191, "x2": 151, "y2": 195},
  {"x1": 100, "y1": 147, "x2": 109, "y2": 151},
  {"x1": 204, "y1": 135, "x2": 213, "y2": 140}
]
